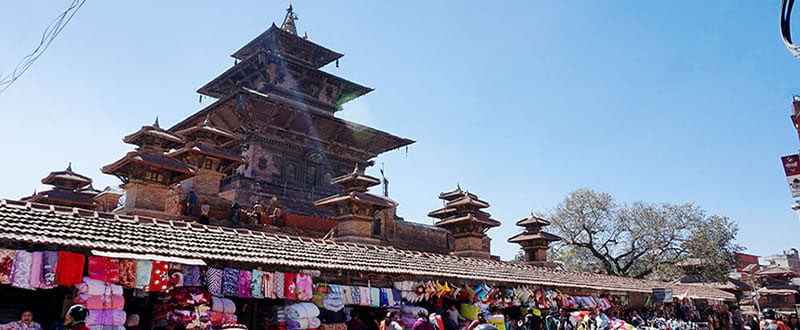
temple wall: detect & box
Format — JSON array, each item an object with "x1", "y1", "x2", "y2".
[{"x1": 392, "y1": 220, "x2": 451, "y2": 254}]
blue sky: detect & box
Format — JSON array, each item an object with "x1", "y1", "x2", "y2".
[{"x1": 1, "y1": 1, "x2": 798, "y2": 261}]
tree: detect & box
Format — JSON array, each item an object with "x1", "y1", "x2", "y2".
[{"x1": 543, "y1": 189, "x2": 741, "y2": 281}]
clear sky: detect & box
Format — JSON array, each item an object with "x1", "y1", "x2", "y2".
[{"x1": 1, "y1": 1, "x2": 799, "y2": 261}]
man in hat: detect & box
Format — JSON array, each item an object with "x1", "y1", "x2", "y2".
[{"x1": 62, "y1": 305, "x2": 89, "y2": 330}]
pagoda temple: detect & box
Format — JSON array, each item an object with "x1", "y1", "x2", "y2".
[
  {"x1": 508, "y1": 213, "x2": 561, "y2": 267},
  {"x1": 22, "y1": 164, "x2": 98, "y2": 209},
  {"x1": 314, "y1": 165, "x2": 397, "y2": 245},
  {"x1": 101, "y1": 119, "x2": 195, "y2": 218},
  {"x1": 169, "y1": 5, "x2": 413, "y2": 219},
  {"x1": 429, "y1": 186, "x2": 501, "y2": 258}
]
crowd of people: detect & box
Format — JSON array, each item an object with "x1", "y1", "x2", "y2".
[{"x1": 341, "y1": 304, "x2": 800, "y2": 330}]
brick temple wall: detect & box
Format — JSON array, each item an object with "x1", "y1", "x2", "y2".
[{"x1": 392, "y1": 220, "x2": 452, "y2": 254}]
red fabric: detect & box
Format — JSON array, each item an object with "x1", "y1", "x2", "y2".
[
  {"x1": 56, "y1": 251, "x2": 85, "y2": 286},
  {"x1": 284, "y1": 272, "x2": 298, "y2": 300},
  {"x1": 118, "y1": 258, "x2": 136, "y2": 288},
  {"x1": 147, "y1": 261, "x2": 170, "y2": 292},
  {"x1": 88, "y1": 256, "x2": 121, "y2": 283}
]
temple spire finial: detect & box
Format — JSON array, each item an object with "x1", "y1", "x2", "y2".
[
  {"x1": 66, "y1": 162, "x2": 72, "y2": 172},
  {"x1": 153, "y1": 116, "x2": 160, "y2": 128},
  {"x1": 281, "y1": 4, "x2": 298, "y2": 35}
]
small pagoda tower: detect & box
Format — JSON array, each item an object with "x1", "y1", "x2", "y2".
[
  {"x1": 314, "y1": 165, "x2": 397, "y2": 245},
  {"x1": 168, "y1": 116, "x2": 245, "y2": 220},
  {"x1": 22, "y1": 164, "x2": 98, "y2": 209},
  {"x1": 429, "y1": 186, "x2": 500, "y2": 259},
  {"x1": 508, "y1": 213, "x2": 561, "y2": 267},
  {"x1": 170, "y1": 116, "x2": 244, "y2": 195},
  {"x1": 102, "y1": 119, "x2": 195, "y2": 218}
]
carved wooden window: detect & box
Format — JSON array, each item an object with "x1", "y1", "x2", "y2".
[
  {"x1": 372, "y1": 218, "x2": 381, "y2": 236},
  {"x1": 306, "y1": 165, "x2": 316, "y2": 185},
  {"x1": 203, "y1": 158, "x2": 214, "y2": 170},
  {"x1": 322, "y1": 172, "x2": 333, "y2": 186},
  {"x1": 285, "y1": 164, "x2": 296, "y2": 181},
  {"x1": 143, "y1": 171, "x2": 164, "y2": 183}
]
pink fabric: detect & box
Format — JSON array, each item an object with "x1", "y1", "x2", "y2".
[
  {"x1": 77, "y1": 277, "x2": 107, "y2": 295},
  {"x1": 0, "y1": 249, "x2": 15, "y2": 284},
  {"x1": 222, "y1": 298, "x2": 236, "y2": 314},
  {"x1": 86, "y1": 310, "x2": 103, "y2": 326},
  {"x1": 237, "y1": 270, "x2": 252, "y2": 298},
  {"x1": 295, "y1": 274, "x2": 313, "y2": 301},
  {"x1": 111, "y1": 310, "x2": 126, "y2": 326},
  {"x1": 29, "y1": 251, "x2": 43, "y2": 289},
  {"x1": 211, "y1": 296, "x2": 224, "y2": 312},
  {"x1": 86, "y1": 296, "x2": 105, "y2": 310},
  {"x1": 10, "y1": 250, "x2": 33, "y2": 289},
  {"x1": 110, "y1": 284, "x2": 122, "y2": 296},
  {"x1": 110, "y1": 295, "x2": 124, "y2": 310}
]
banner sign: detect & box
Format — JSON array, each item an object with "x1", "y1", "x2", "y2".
[
  {"x1": 652, "y1": 288, "x2": 673, "y2": 303},
  {"x1": 782, "y1": 154, "x2": 800, "y2": 198}
]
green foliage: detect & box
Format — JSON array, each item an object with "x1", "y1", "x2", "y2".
[{"x1": 541, "y1": 189, "x2": 741, "y2": 281}]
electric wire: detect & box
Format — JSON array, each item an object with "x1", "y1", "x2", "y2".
[{"x1": 0, "y1": 0, "x2": 87, "y2": 95}]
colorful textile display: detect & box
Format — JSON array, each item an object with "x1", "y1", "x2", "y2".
[
  {"x1": 273, "y1": 271, "x2": 285, "y2": 299},
  {"x1": 286, "y1": 303, "x2": 321, "y2": 330},
  {"x1": 55, "y1": 251, "x2": 85, "y2": 286},
  {"x1": 29, "y1": 251, "x2": 43, "y2": 289},
  {"x1": 75, "y1": 276, "x2": 126, "y2": 327},
  {"x1": 183, "y1": 265, "x2": 201, "y2": 287},
  {"x1": 237, "y1": 269, "x2": 252, "y2": 298},
  {"x1": 295, "y1": 273, "x2": 313, "y2": 301},
  {"x1": 222, "y1": 268, "x2": 239, "y2": 297},
  {"x1": 284, "y1": 272, "x2": 298, "y2": 300},
  {"x1": 118, "y1": 259, "x2": 137, "y2": 289},
  {"x1": 168, "y1": 263, "x2": 184, "y2": 289},
  {"x1": 0, "y1": 249, "x2": 15, "y2": 285},
  {"x1": 251, "y1": 269, "x2": 265, "y2": 298},
  {"x1": 134, "y1": 260, "x2": 152, "y2": 289},
  {"x1": 262, "y1": 271, "x2": 275, "y2": 299},
  {"x1": 152, "y1": 287, "x2": 212, "y2": 329},
  {"x1": 88, "y1": 256, "x2": 121, "y2": 283},
  {"x1": 359, "y1": 286, "x2": 371, "y2": 306},
  {"x1": 369, "y1": 287, "x2": 380, "y2": 307},
  {"x1": 41, "y1": 251, "x2": 58, "y2": 288},
  {"x1": 147, "y1": 261, "x2": 170, "y2": 292},
  {"x1": 10, "y1": 250, "x2": 33, "y2": 289},
  {"x1": 205, "y1": 267, "x2": 223, "y2": 297}
]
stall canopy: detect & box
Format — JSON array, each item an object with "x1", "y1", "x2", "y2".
[{"x1": 0, "y1": 199, "x2": 734, "y2": 301}]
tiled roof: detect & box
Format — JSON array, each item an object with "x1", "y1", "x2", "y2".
[
  {"x1": 507, "y1": 231, "x2": 562, "y2": 243},
  {"x1": 102, "y1": 151, "x2": 196, "y2": 176},
  {"x1": 0, "y1": 199, "x2": 734, "y2": 301}
]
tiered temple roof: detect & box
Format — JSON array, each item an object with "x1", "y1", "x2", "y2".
[
  {"x1": 22, "y1": 164, "x2": 97, "y2": 209},
  {"x1": 170, "y1": 116, "x2": 245, "y2": 174},
  {"x1": 102, "y1": 119, "x2": 195, "y2": 185},
  {"x1": 429, "y1": 187, "x2": 501, "y2": 231},
  {"x1": 508, "y1": 213, "x2": 562, "y2": 244}
]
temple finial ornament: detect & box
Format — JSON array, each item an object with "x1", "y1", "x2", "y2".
[
  {"x1": 154, "y1": 116, "x2": 160, "y2": 128},
  {"x1": 281, "y1": 4, "x2": 298, "y2": 35}
]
